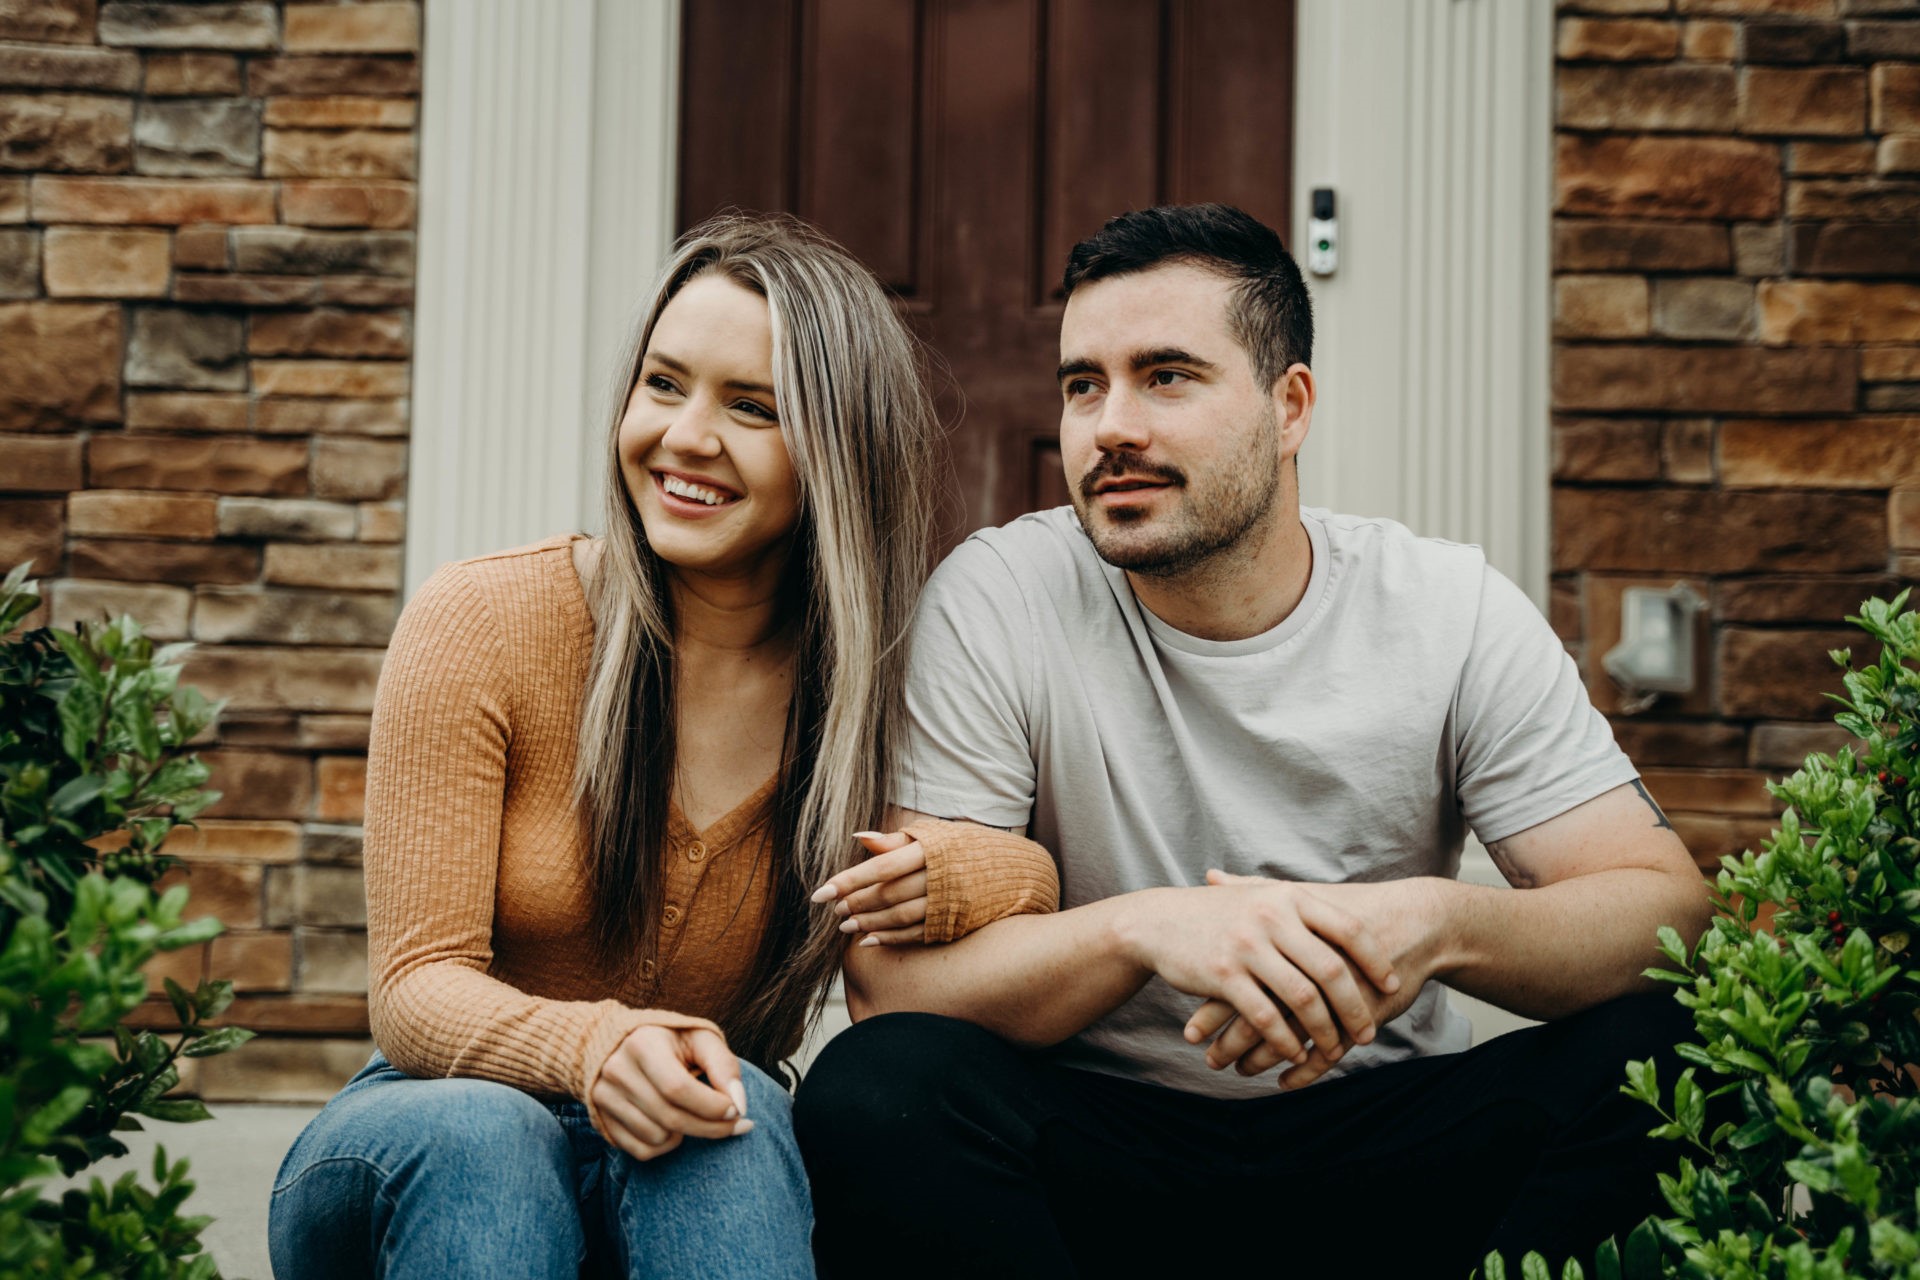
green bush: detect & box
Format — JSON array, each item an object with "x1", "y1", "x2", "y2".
[
  {"x1": 1485, "y1": 592, "x2": 1920, "y2": 1280},
  {"x1": 0, "y1": 563, "x2": 253, "y2": 1279}
]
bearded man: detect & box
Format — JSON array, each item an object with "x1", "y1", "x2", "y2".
[{"x1": 796, "y1": 204, "x2": 1711, "y2": 1276}]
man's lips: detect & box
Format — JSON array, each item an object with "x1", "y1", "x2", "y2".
[{"x1": 1091, "y1": 477, "x2": 1173, "y2": 495}]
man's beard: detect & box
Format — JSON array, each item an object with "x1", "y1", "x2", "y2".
[{"x1": 1071, "y1": 404, "x2": 1283, "y2": 579}]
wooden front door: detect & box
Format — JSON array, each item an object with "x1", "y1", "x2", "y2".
[{"x1": 679, "y1": 0, "x2": 1296, "y2": 540}]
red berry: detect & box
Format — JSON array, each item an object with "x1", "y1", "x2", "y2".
[
  {"x1": 1896, "y1": 775, "x2": 1909, "y2": 788},
  {"x1": 1830, "y1": 911, "x2": 1843, "y2": 924},
  {"x1": 1878, "y1": 771, "x2": 1891, "y2": 785}
]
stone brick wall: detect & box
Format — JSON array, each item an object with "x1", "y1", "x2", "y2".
[
  {"x1": 1553, "y1": 0, "x2": 1920, "y2": 869},
  {"x1": 0, "y1": 0, "x2": 420, "y2": 1099}
]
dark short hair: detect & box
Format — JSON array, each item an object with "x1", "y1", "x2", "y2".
[{"x1": 1062, "y1": 203, "x2": 1313, "y2": 387}]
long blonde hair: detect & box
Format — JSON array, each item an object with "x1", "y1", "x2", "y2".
[{"x1": 576, "y1": 214, "x2": 937, "y2": 1072}]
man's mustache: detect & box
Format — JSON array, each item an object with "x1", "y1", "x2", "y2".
[{"x1": 1078, "y1": 453, "x2": 1187, "y2": 502}]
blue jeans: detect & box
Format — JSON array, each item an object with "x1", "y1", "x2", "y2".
[{"x1": 268, "y1": 1054, "x2": 814, "y2": 1279}]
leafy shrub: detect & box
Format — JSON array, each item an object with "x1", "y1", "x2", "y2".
[
  {"x1": 1485, "y1": 593, "x2": 1920, "y2": 1280},
  {"x1": 0, "y1": 564, "x2": 253, "y2": 1279}
]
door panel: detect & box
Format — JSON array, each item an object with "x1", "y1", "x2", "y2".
[{"x1": 681, "y1": 0, "x2": 1296, "y2": 539}]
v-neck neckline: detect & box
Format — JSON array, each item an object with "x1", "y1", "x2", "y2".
[{"x1": 668, "y1": 773, "x2": 780, "y2": 848}]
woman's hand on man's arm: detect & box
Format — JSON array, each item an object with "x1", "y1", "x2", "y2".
[{"x1": 810, "y1": 831, "x2": 931, "y2": 944}]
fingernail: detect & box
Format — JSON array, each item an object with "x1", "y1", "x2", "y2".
[
  {"x1": 724, "y1": 1105, "x2": 738, "y2": 1121},
  {"x1": 1291, "y1": 1051, "x2": 1308, "y2": 1066},
  {"x1": 1357, "y1": 1027, "x2": 1375, "y2": 1045},
  {"x1": 852, "y1": 831, "x2": 883, "y2": 840},
  {"x1": 833, "y1": 901, "x2": 850, "y2": 918},
  {"x1": 729, "y1": 1080, "x2": 749, "y2": 1117},
  {"x1": 1384, "y1": 974, "x2": 1402, "y2": 993},
  {"x1": 857, "y1": 934, "x2": 879, "y2": 947},
  {"x1": 810, "y1": 884, "x2": 837, "y2": 904},
  {"x1": 838, "y1": 917, "x2": 860, "y2": 934},
  {"x1": 732, "y1": 1119, "x2": 755, "y2": 1136},
  {"x1": 1328, "y1": 1044, "x2": 1345, "y2": 1062}
]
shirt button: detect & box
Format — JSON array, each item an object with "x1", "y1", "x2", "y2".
[
  {"x1": 641, "y1": 959, "x2": 656, "y2": 979},
  {"x1": 686, "y1": 841, "x2": 707, "y2": 863},
  {"x1": 662, "y1": 904, "x2": 682, "y2": 926}
]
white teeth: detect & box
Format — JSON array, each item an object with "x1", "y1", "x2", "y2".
[{"x1": 662, "y1": 475, "x2": 729, "y2": 506}]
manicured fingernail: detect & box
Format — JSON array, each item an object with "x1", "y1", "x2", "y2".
[
  {"x1": 723, "y1": 1105, "x2": 738, "y2": 1121},
  {"x1": 729, "y1": 1081, "x2": 748, "y2": 1117},
  {"x1": 838, "y1": 917, "x2": 860, "y2": 934},
  {"x1": 810, "y1": 884, "x2": 837, "y2": 904},
  {"x1": 857, "y1": 934, "x2": 879, "y2": 947},
  {"x1": 833, "y1": 901, "x2": 850, "y2": 918},
  {"x1": 732, "y1": 1119, "x2": 755, "y2": 1136},
  {"x1": 852, "y1": 831, "x2": 883, "y2": 840}
]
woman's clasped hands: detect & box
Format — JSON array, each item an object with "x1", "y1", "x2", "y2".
[{"x1": 591, "y1": 1024, "x2": 753, "y2": 1163}]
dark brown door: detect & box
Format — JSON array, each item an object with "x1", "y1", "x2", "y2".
[{"x1": 679, "y1": 0, "x2": 1296, "y2": 539}]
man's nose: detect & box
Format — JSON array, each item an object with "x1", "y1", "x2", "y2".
[{"x1": 1094, "y1": 388, "x2": 1151, "y2": 454}]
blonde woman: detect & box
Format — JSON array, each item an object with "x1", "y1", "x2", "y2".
[{"x1": 267, "y1": 215, "x2": 1056, "y2": 1278}]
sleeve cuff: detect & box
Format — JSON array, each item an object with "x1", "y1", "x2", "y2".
[{"x1": 906, "y1": 818, "x2": 1060, "y2": 944}]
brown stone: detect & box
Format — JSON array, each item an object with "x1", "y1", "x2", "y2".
[
  {"x1": 1682, "y1": 19, "x2": 1738, "y2": 59},
  {"x1": 299, "y1": 717, "x2": 370, "y2": 751},
  {"x1": 42, "y1": 226, "x2": 169, "y2": 297},
  {"x1": 1893, "y1": 488, "x2": 1920, "y2": 546},
  {"x1": 1721, "y1": 417, "x2": 1920, "y2": 487},
  {"x1": 254, "y1": 397, "x2": 407, "y2": 436},
  {"x1": 312, "y1": 437, "x2": 405, "y2": 500},
  {"x1": 1611, "y1": 719, "x2": 1750, "y2": 768},
  {"x1": 1881, "y1": 135, "x2": 1920, "y2": 175},
  {"x1": 1583, "y1": 574, "x2": 1714, "y2": 715},
  {"x1": 0, "y1": 498, "x2": 61, "y2": 574},
  {"x1": 1759, "y1": 281, "x2": 1920, "y2": 343},
  {"x1": 0, "y1": 435, "x2": 83, "y2": 491},
  {"x1": 1553, "y1": 345, "x2": 1855, "y2": 413},
  {"x1": 68, "y1": 536, "x2": 258, "y2": 584},
  {"x1": 192, "y1": 1035, "x2": 371, "y2": 1102},
  {"x1": 1561, "y1": 0, "x2": 1669, "y2": 11},
  {"x1": 1557, "y1": 16, "x2": 1681, "y2": 59},
  {"x1": 1720, "y1": 627, "x2": 1859, "y2": 719},
  {"x1": 279, "y1": 178, "x2": 414, "y2": 229},
  {"x1": 1788, "y1": 178, "x2": 1920, "y2": 221},
  {"x1": 209, "y1": 930, "x2": 293, "y2": 992},
  {"x1": 216, "y1": 496, "x2": 356, "y2": 541},
  {"x1": 1554, "y1": 274, "x2": 1649, "y2": 337},
  {"x1": 126, "y1": 391, "x2": 247, "y2": 431},
  {"x1": 181, "y1": 645, "x2": 384, "y2": 712},
  {"x1": 246, "y1": 55, "x2": 418, "y2": 97},
  {"x1": 0, "y1": 227, "x2": 35, "y2": 298},
  {"x1": 265, "y1": 863, "x2": 365, "y2": 928},
  {"x1": 1664, "y1": 419, "x2": 1716, "y2": 483},
  {"x1": 1790, "y1": 222, "x2": 1920, "y2": 276},
  {"x1": 1553, "y1": 418, "x2": 1662, "y2": 481},
  {"x1": 90, "y1": 436, "x2": 308, "y2": 495},
  {"x1": 232, "y1": 226, "x2": 412, "y2": 276},
  {"x1": 1864, "y1": 348, "x2": 1920, "y2": 380},
  {"x1": 97, "y1": 3, "x2": 278, "y2": 50},
  {"x1": 263, "y1": 95, "x2": 415, "y2": 129},
  {"x1": 296, "y1": 929, "x2": 366, "y2": 994},
  {"x1": 263, "y1": 542, "x2": 400, "y2": 591},
  {"x1": 1866, "y1": 385, "x2": 1920, "y2": 411},
  {"x1": 1670, "y1": 814, "x2": 1780, "y2": 870},
  {"x1": 0, "y1": 177, "x2": 23, "y2": 220},
  {"x1": 157, "y1": 858, "x2": 262, "y2": 927},
  {"x1": 0, "y1": 93, "x2": 131, "y2": 172},
  {"x1": 194, "y1": 586, "x2": 396, "y2": 645},
  {"x1": 314, "y1": 275, "x2": 411, "y2": 306},
  {"x1": 252, "y1": 359, "x2": 409, "y2": 398},
  {"x1": 1741, "y1": 19, "x2": 1845, "y2": 61},
  {"x1": 1849, "y1": 21, "x2": 1920, "y2": 59},
  {"x1": 172, "y1": 223, "x2": 226, "y2": 269},
  {"x1": 202, "y1": 748, "x2": 313, "y2": 820},
  {"x1": 263, "y1": 128, "x2": 414, "y2": 180},
  {"x1": 126, "y1": 306, "x2": 244, "y2": 389},
  {"x1": 315, "y1": 755, "x2": 365, "y2": 821},
  {"x1": 1715, "y1": 574, "x2": 1900, "y2": 621},
  {"x1": 1559, "y1": 65, "x2": 1736, "y2": 130},
  {"x1": 0, "y1": 41, "x2": 138, "y2": 90},
  {"x1": 0, "y1": 0, "x2": 96, "y2": 44},
  {"x1": 1651, "y1": 277, "x2": 1753, "y2": 339},
  {"x1": 249, "y1": 308, "x2": 408, "y2": 358},
  {"x1": 357, "y1": 501, "x2": 401, "y2": 542},
  {"x1": 173, "y1": 273, "x2": 316, "y2": 305},
  {"x1": 1553, "y1": 488, "x2": 1885, "y2": 573},
  {"x1": 1557, "y1": 135, "x2": 1783, "y2": 219},
  {"x1": 1788, "y1": 140, "x2": 1877, "y2": 174},
  {"x1": 133, "y1": 96, "x2": 260, "y2": 176},
  {"x1": 1732, "y1": 222, "x2": 1785, "y2": 276},
  {"x1": 30, "y1": 175, "x2": 274, "y2": 224},
  {"x1": 68, "y1": 490, "x2": 215, "y2": 539},
  {"x1": 1740, "y1": 66, "x2": 1866, "y2": 135},
  {"x1": 0, "y1": 301, "x2": 120, "y2": 429},
  {"x1": 283, "y1": 3, "x2": 418, "y2": 54},
  {"x1": 49, "y1": 578, "x2": 188, "y2": 638},
  {"x1": 1675, "y1": 0, "x2": 1835, "y2": 12},
  {"x1": 1641, "y1": 767, "x2": 1776, "y2": 814},
  {"x1": 1749, "y1": 721, "x2": 1854, "y2": 770},
  {"x1": 1872, "y1": 63, "x2": 1920, "y2": 133},
  {"x1": 301, "y1": 821, "x2": 363, "y2": 863},
  {"x1": 142, "y1": 52, "x2": 240, "y2": 96}
]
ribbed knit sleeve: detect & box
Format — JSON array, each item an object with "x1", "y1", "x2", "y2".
[
  {"x1": 363, "y1": 563, "x2": 716, "y2": 1117},
  {"x1": 904, "y1": 817, "x2": 1060, "y2": 944}
]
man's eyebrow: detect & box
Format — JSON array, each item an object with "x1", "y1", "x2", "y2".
[
  {"x1": 644, "y1": 350, "x2": 775, "y2": 397},
  {"x1": 1131, "y1": 347, "x2": 1218, "y2": 373},
  {"x1": 1056, "y1": 357, "x2": 1100, "y2": 384}
]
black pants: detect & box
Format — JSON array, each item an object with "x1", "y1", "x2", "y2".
[{"x1": 794, "y1": 992, "x2": 1697, "y2": 1277}]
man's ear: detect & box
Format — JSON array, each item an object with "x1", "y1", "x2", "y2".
[{"x1": 1274, "y1": 362, "x2": 1314, "y2": 459}]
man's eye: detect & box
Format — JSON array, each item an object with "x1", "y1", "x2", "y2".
[
  {"x1": 1065, "y1": 379, "x2": 1095, "y2": 398},
  {"x1": 1150, "y1": 369, "x2": 1186, "y2": 387}
]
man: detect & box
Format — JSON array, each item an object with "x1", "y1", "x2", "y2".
[{"x1": 796, "y1": 204, "x2": 1710, "y2": 1275}]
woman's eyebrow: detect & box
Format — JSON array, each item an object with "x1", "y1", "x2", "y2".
[{"x1": 646, "y1": 349, "x2": 774, "y2": 396}]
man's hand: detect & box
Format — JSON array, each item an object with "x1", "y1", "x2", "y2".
[
  {"x1": 590, "y1": 1025, "x2": 754, "y2": 1162},
  {"x1": 1118, "y1": 872, "x2": 1405, "y2": 1070},
  {"x1": 811, "y1": 831, "x2": 929, "y2": 945}
]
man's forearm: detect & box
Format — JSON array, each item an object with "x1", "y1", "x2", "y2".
[
  {"x1": 1431, "y1": 866, "x2": 1712, "y2": 1020},
  {"x1": 842, "y1": 892, "x2": 1160, "y2": 1047}
]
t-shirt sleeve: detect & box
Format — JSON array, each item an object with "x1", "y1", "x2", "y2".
[
  {"x1": 1451, "y1": 563, "x2": 1640, "y2": 843},
  {"x1": 892, "y1": 537, "x2": 1038, "y2": 829}
]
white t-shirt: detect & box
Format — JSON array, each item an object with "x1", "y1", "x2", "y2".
[{"x1": 896, "y1": 505, "x2": 1638, "y2": 1098}]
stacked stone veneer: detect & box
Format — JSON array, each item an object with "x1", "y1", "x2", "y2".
[
  {"x1": 0, "y1": 1, "x2": 419, "y2": 1098},
  {"x1": 1552, "y1": 0, "x2": 1920, "y2": 871}
]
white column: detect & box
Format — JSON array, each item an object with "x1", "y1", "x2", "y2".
[
  {"x1": 408, "y1": 0, "x2": 680, "y2": 594},
  {"x1": 1292, "y1": 0, "x2": 1554, "y2": 603}
]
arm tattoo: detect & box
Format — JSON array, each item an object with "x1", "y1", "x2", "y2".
[{"x1": 1630, "y1": 779, "x2": 1674, "y2": 831}]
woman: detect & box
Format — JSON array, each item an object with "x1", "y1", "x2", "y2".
[{"x1": 268, "y1": 215, "x2": 1057, "y2": 1278}]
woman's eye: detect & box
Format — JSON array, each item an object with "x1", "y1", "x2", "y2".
[
  {"x1": 645, "y1": 374, "x2": 679, "y2": 395},
  {"x1": 735, "y1": 399, "x2": 776, "y2": 420}
]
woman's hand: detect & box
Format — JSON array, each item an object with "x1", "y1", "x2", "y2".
[
  {"x1": 810, "y1": 831, "x2": 928, "y2": 946},
  {"x1": 591, "y1": 1025, "x2": 752, "y2": 1162}
]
